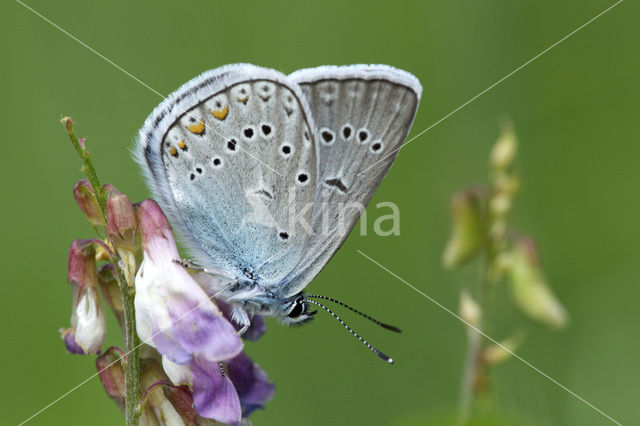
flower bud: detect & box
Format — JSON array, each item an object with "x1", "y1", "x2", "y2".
[
  {"x1": 68, "y1": 239, "x2": 99, "y2": 289},
  {"x1": 73, "y1": 180, "x2": 105, "y2": 226},
  {"x1": 490, "y1": 120, "x2": 517, "y2": 171},
  {"x1": 94, "y1": 239, "x2": 113, "y2": 261},
  {"x1": 139, "y1": 381, "x2": 188, "y2": 426},
  {"x1": 489, "y1": 193, "x2": 512, "y2": 218},
  {"x1": 141, "y1": 378, "x2": 218, "y2": 426},
  {"x1": 482, "y1": 334, "x2": 521, "y2": 365},
  {"x1": 98, "y1": 264, "x2": 124, "y2": 328},
  {"x1": 96, "y1": 347, "x2": 126, "y2": 413},
  {"x1": 140, "y1": 359, "x2": 216, "y2": 425},
  {"x1": 60, "y1": 116, "x2": 73, "y2": 128},
  {"x1": 105, "y1": 187, "x2": 138, "y2": 253},
  {"x1": 145, "y1": 358, "x2": 232, "y2": 425},
  {"x1": 140, "y1": 358, "x2": 169, "y2": 389},
  {"x1": 63, "y1": 239, "x2": 108, "y2": 354},
  {"x1": 459, "y1": 290, "x2": 481, "y2": 328},
  {"x1": 508, "y1": 238, "x2": 568, "y2": 329},
  {"x1": 442, "y1": 188, "x2": 486, "y2": 269},
  {"x1": 161, "y1": 383, "x2": 201, "y2": 425},
  {"x1": 137, "y1": 198, "x2": 173, "y2": 247}
]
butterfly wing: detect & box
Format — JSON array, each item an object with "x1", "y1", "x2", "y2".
[
  {"x1": 277, "y1": 65, "x2": 422, "y2": 296},
  {"x1": 136, "y1": 64, "x2": 319, "y2": 285}
]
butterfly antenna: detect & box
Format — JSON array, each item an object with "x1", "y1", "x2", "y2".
[
  {"x1": 304, "y1": 298, "x2": 394, "y2": 365},
  {"x1": 306, "y1": 294, "x2": 401, "y2": 333}
]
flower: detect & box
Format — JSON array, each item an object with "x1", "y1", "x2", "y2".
[
  {"x1": 96, "y1": 347, "x2": 126, "y2": 411},
  {"x1": 134, "y1": 199, "x2": 245, "y2": 423},
  {"x1": 490, "y1": 119, "x2": 517, "y2": 171},
  {"x1": 105, "y1": 186, "x2": 138, "y2": 253},
  {"x1": 162, "y1": 352, "x2": 275, "y2": 420},
  {"x1": 442, "y1": 187, "x2": 486, "y2": 268},
  {"x1": 226, "y1": 352, "x2": 275, "y2": 417},
  {"x1": 507, "y1": 238, "x2": 568, "y2": 329},
  {"x1": 60, "y1": 239, "x2": 108, "y2": 354},
  {"x1": 73, "y1": 179, "x2": 104, "y2": 226},
  {"x1": 97, "y1": 264, "x2": 124, "y2": 329}
]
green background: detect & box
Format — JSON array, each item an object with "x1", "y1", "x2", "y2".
[{"x1": 1, "y1": 1, "x2": 638, "y2": 425}]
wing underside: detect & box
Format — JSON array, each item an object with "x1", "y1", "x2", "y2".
[
  {"x1": 277, "y1": 65, "x2": 422, "y2": 296},
  {"x1": 136, "y1": 65, "x2": 319, "y2": 285}
]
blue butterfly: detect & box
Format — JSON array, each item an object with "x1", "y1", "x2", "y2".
[{"x1": 136, "y1": 64, "x2": 421, "y2": 363}]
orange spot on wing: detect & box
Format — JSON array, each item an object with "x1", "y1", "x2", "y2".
[
  {"x1": 177, "y1": 139, "x2": 187, "y2": 150},
  {"x1": 237, "y1": 96, "x2": 248, "y2": 104},
  {"x1": 169, "y1": 147, "x2": 178, "y2": 157},
  {"x1": 210, "y1": 105, "x2": 229, "y2": 121},
  {"x1": 187, "y1": 120, "x2": 205, "y2": 135}
]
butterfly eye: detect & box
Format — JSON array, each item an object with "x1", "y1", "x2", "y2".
[{"x1": 287, "y1": 299, "x2": 305, "y2": 318}]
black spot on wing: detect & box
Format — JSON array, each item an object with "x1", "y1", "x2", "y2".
[
  {"x1": 254, "y1": 189, "x2": 274, "y2": 200},
  {"x1": 324, "y1": 177, "x2": 348, "y2": 193}
]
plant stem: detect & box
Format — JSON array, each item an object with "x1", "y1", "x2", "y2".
[
  {"x1": 121, "y1": 283, "x2": 141, "y2": 425},
  {"x1": 458, "y1": 256, "x2": 489, "y2": 425},
  {"x1": 63, "y1": 117, "x2": 140, "y2": 426},
  {"x1": 459, "y1": 323, "x2": 482, "y2": 424},
  {"x1": 63, "y1": 117, "x2": 106, "y2": 213}
]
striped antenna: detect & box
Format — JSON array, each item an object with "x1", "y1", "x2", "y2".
[
  {"x1": 304, "y1": 298, "x2": 394, "y2": 364},
  {"x1": 306, "y1": 294, "x2": 401, "y2": 333}
]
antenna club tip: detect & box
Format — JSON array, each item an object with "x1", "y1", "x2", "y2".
[
  {"x1": 387, "y1": 358, "x2": 394, "y2": 365},
  {"x1": 382, "y1": 324, "x2": 402, "y2": 333}
]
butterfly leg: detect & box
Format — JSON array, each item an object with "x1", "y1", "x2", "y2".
[
  {"x1": 175, "y1": 258, "x2": 203, "y2": 271},
  {"x1": 174, "y1": 258, "x2": 223, "y2": 275},
  {"x1": 229, "y1": 304, "x2": 251, "y2": 337}
]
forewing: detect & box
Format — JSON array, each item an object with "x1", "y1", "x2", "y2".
[
  {"x1": 136, "y1": 64, "x2": 318, "y2": 284},
  {"x1": 280, "y1": 65, "x2": 422, "y2": 296}
]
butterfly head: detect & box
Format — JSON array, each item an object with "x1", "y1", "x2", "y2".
[{"x1": 278, "y1": 294, "x2": 317, "y2": 327}]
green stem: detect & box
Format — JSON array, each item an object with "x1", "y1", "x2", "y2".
[
  {"x1": 63, "y1": 117, "x2": 140, "y2": 426},
  {"x1": 459, "y1": 323, "x2": 482, "y2": 425},
  {"x1": 63, "y1": 118, "x2": 106, "y2": 215},
  {"x1": 458, "y1": 242, "x2": 490, "y2": 425},
  {"x1": 121, "y1": 283, "x2": 141, "y2": 425}
]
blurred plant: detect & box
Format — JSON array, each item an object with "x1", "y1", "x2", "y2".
[
  {"x1": 442, "y1": 119, "x2": 568, "y2": 424},
  {"x1": 60, "y1": 118, "x2": 274, "y2": 425}
]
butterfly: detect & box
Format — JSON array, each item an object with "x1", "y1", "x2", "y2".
[{"x1": 136, "y1": 64, "x2": 421, "y2": 362}]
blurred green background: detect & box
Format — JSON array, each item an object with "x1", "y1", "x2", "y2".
[{"x1": 1, "y1": 0, "x2": 638, "y2": 425}]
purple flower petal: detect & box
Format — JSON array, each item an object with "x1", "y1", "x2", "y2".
[
  {"x1": 60, "y1": 328, "x2": 86, "y2": 354},
  {"x1": 150, "y1": 330, "x2": 192, "y2": 365},
  {"x1": 168, "y1": 299, "x2": 244, "y2": 360},
  {"x1": 190, "y1": 357, "x2": 241, "y2": 424},
  {"x1": 134, "y1": 200, "x2": 243, "y2": 365},
  {"x1": 227, "y1": 352, "x2": 275, "y2": 416}
]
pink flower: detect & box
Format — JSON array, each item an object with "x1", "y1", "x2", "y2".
[
  {"x1": 61, "y1": 239, "x2": 109, "y2": 355},
  {"x1": 134, "y1": 200, "x2": 246, "y2": 423}
]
